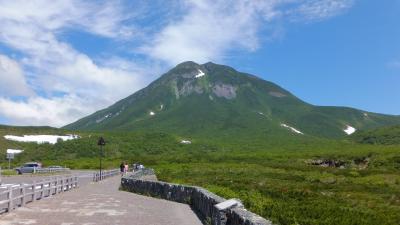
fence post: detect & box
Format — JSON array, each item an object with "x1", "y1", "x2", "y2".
[
  {"x1": 40, "y1": 183, "x2": 44, "y2": 200},
  {"x1": 44, "y1": 181, "x2": 47, "y2": 197},
  {"x1": 65, "y1": 178, "x2": 68, "y2": 191},
  {"x1": 21, "y1": 185, "x2": 26, "y2": 206},
  {"x1": 54, "y1": 178, "x2": 58, "y2": 195},
  {"x1": 61, "y1": 179, "x2": 64, "y2": 192},
  {"x1": 32, "y1": 181, "x2": 36, "y2": 202},
  {"x1": 57, "y1": 177, "x2": 60, "y2": 193},
  {"x1": 8, "y1": 186, "x2": 13, "y2": 212},
  {"x1": 47, "y1": 181, "x2": 51, "y2": 197}
]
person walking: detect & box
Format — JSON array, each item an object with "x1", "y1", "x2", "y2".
[
  {"x1": 120, "y1": 162, "x2": 124, "y2": 176},
  {"x1": 124, "y1": 162, "x2": 129, "y2": 175}
]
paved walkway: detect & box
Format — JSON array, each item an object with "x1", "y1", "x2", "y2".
[{"x1": 0, "y1": 176, "x2": 203, "y2": 225}]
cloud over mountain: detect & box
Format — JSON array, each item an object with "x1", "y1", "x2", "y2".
[{"x1": 0, "y1": 0, "x2": 354, "y2": 126}]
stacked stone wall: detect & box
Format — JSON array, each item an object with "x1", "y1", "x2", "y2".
[{"x1": 121, "y1": 169, "x2": 272, "y2": 225}]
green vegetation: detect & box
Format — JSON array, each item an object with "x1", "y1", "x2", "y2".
[
  {"x1": 2, "y1": 62, "x2": 400, "y2": 224},
  {"x1": 1, "y1": 125, "x2": 399, "y2": 225},
  {"x1": 64, "y1": 62, "x2": 400, "y2": 139},
  {"x1": 0, "y1": 169, "x2": 18, "y2": 176},
  {"x1": 351, "y1": 125, "x2": 400, "y2": 145}
]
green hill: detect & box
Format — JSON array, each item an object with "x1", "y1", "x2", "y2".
[
  {"x1": 64, "y1": 61, "x2": 400, "y2": 139},
  {"x1": 351, "y1": 125, "x2": 400, "y2": 145},
  {"x1": 1, "y1": 125, "x2": 400, "y2": 225}
]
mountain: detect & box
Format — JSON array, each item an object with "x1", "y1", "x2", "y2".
[
  {"x1": 64, "y1": 61, "x2": 400, "y2": 139},
  {"x1": 350, "y1": 125, "x2": 400, "y2": 145}
]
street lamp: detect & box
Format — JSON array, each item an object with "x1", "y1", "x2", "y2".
[{"x1": 97, "y1": 137, "x2": 106, "y2": 180}]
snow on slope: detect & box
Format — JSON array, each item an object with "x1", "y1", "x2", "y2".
[
  {"x1": 4, "y1": 135, "x2": 79, "y2": 144},
  {"x1": 180, "y1": 140, "x2": 191, "y2": 144},
  {"x1": 96, "y1": 113, "x2": 113, "y2": 123},
  {"x1": 281, "y1": 123, "x2": 304, "y2": 135},
  {"x1": 343, "y1": 125, "x2": 356, "y2": 135},
  {"x1": 195, "y1": 69, "x2": 205, "y2": 78},
  {"x1": 7, "y1": 149, "x2": 24, "y2": 154}
]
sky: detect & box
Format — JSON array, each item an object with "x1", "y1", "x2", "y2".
[{"x1": 0, "y1": 0, "x2": 399, "y2": 127}]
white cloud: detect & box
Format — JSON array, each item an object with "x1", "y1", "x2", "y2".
[
  {"x1": 290, "y1": 0, "x2": 355, "y2": 22},
  {"x1": 387, "y1": 60, "x2": 400, "y2": 69},
  {"x1": 143, "y1": 0, "x2": 276, "y2": 65},
  {"x1": 0, "y1": 1, "x2": 135, "y2": 40},
  {"x1": 0, "y1": 0, "x2": 151, "y2": 127},
  {"x1": 0, "y1": 0, "x2": 355, "y2": 127},
  {"x1": 143, "y1": 0, "x2": 355, "y2": 65},
  {"x1": 0, "y1": 55, "x2": 33, "y2": 96},
  {"x1": 0, "y1": 95, "x2": 90, "y2": 127}
]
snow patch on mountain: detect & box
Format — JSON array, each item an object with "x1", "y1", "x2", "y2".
[
  {"x1": 281, "y1": 123, "x2": 304, "y2": 135},
  {"x1": 96, "y1": 113, "x2": 112, "y2": 123},
  {"x1": 7, "y1": 149, "x2": 24, "y2": 154},
  {"x1": 4, "y1": 135, "x2": 79, "y2": 144},
  {"x1": 180, "y1": 140, "x2": 191, "y2": 144},
  {"x1": 344, "y1": 125, "x2": 356, "y2": 135},
  {"x1": 269, "y1": 91, "x2": 286, "y2": 98},
  {"x1": 195, "y1": 69, "x2": 205, "y2": 78}
]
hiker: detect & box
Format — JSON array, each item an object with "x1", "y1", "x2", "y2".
[
  {"x1": 124, "y1": 162, "x2": 129, "y2": 175},
  {"x1": 120, "y1": 162, "x2": 124, "y2": 175},
  {"x1": 132, "y1": 163, "x2": 137, "y2": 172}
]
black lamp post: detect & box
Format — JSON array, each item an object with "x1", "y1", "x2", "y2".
[{"x1": 97, "y1": 137, "x2": 106, "y2": 180}]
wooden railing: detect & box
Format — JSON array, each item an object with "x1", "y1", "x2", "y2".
[
  {"x1": 93, "y1": 169, "x2": 120, "y2": 182},
  {"x1": 0, "y1": 176, "x2": 78, "y2": 214}
]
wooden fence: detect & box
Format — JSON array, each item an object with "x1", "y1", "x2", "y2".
[
  {"x1": 0, "y1": 176, "x2": 78, "y2": 214},
  {"x1": 93, "y1": 169, "x2": 120, "y2": 182}
]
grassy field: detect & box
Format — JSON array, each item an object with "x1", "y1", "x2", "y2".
[
  {"x1": 0, "y1": 125, "x2": 399, "y2": 224},
  {"x1": 0, "y1": 169, "x2": 18, "y2": 176},
  {"x1": 154, "y1": 145, "x2": 400, "y2": 225}
]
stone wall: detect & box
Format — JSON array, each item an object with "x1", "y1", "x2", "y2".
[{"x1": 121, "y1": 169, "x2": 273, "y2": 225}]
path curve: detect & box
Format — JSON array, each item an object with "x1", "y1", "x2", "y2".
[{"x1": 0, "y1": 176, "x2": 203, "y2": 225}]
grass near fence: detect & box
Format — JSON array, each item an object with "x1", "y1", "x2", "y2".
[{"x1": 0, "y1": 169, "x2": 17, "y2": 176}]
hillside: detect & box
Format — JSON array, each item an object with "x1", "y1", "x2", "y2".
[
  {"x1": 64, "y1": 62, "x2": 400, "y2": 139},
  {"x1": 351, "y1": 125, "x2": 400, "y2": 145},
  {"x1": 1, "y1": 125, "x2": 400, "y2": 225}
]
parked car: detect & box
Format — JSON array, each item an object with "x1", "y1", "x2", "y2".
[{"x1": 15, "y1": 162, "x2": 42, "y2": 174}]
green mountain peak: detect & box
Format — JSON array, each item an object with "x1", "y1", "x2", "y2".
[{"x1": 64, "y1": 62, "x2": 400, "y2": 139}]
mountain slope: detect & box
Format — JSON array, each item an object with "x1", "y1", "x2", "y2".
[
  {"x1": 64, "y1": 61, "x2": 400, "y2": 139},
  {"x1": 350, "y1": 125, "x2": 400, "y2": 145}
]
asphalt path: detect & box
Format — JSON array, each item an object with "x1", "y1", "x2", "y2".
[{"x1": 0, "y1": 175, "x2": 203, "y2": 225}]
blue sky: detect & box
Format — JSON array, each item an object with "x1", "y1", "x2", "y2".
[
  {"x1": 236, "y1": 0, "x2": 400, "y2": 115},
  {"x1": 0, "y1": 0, "x2": 399, "y2": 127}
]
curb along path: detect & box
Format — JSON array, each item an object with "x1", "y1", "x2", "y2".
[{"x1": 0, "y1": 176, "x2": 203, "y2": 225}]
